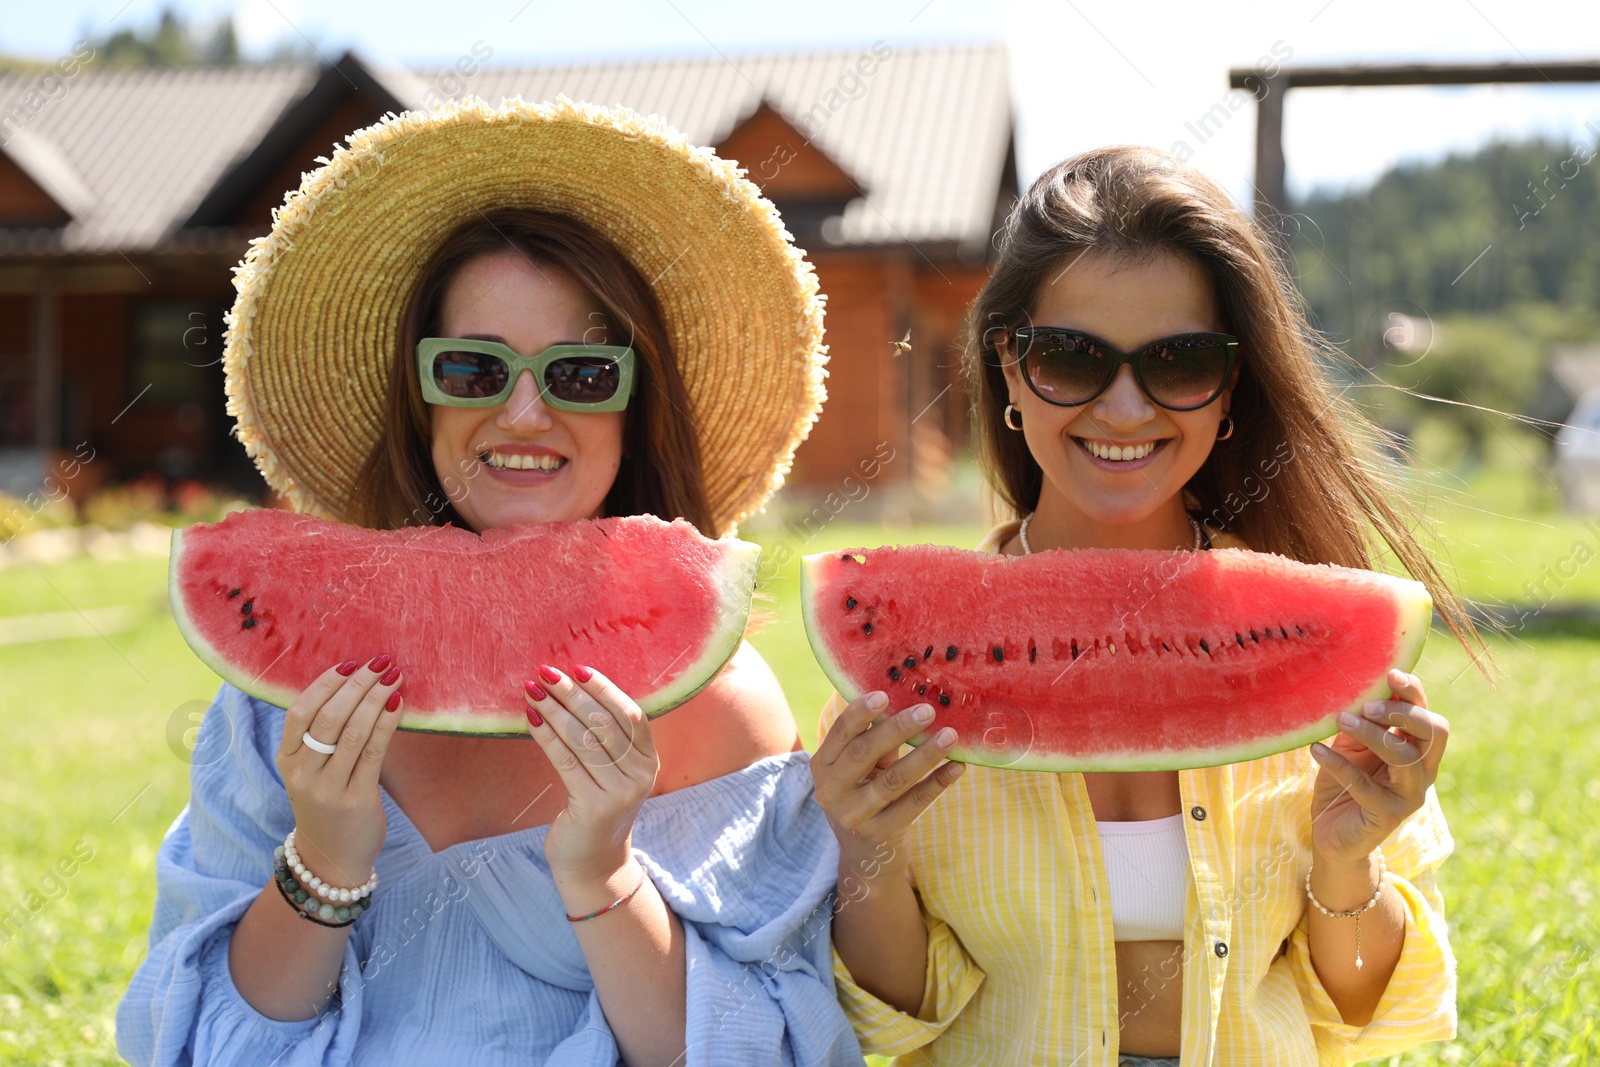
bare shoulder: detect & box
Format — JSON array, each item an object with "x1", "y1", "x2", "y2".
[{"x1": 650, "y1": 641, "x2": 802, "y2": 793}]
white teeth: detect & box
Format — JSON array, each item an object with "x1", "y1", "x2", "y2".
[
  {"x1": 484, "y1": 450, "x2": 563, "y2": 471},
  {"x1": 1083, "y1": 440, "x2": 1156, "y2": 461}
]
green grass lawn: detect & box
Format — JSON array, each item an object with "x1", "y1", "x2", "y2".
[{"x1": 2, "y1": 482, "x2": 1598, "y2": 1062}]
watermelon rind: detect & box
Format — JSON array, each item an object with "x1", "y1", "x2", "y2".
[
  {"x1": 169, "y1": 526, "x2": 300, "y2": 711},
  {"x1": 170, "y1": 523, "x2": 761, "y2": 736},
  {"x1": 800, "y1": 549, "x2": 1434, "y2": 774}
]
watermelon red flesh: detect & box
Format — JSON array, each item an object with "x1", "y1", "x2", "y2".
[
  {"x1": 170, "y1": 508, "x2": 760, "y2": 737},
  {"x1": 801, "y1": 545, "x2": 1432, "y2": 772}
]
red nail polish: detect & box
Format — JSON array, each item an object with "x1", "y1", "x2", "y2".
[
  {"x1": 572, "y1": 665, "x2": 593, "y2": 683},
  {"x1": 537, "y1": 664, "x2": 562, "y2": 685},
  {"x1": 524, "y1": 680, "x2": 546, "y2": 701},
  {"x1": 335, "y1": 659, "x2": 359, "y2": 676},
  {"x1": 380, "y1": 666, "x2": 401, "y2": 686},
  {"x1": 369, "y1": 654, "x2": 392, "y2": 673},
  {"x1": 385, "y1": 691, "x2": 401, "y2": 712},
  {"x1": 526, "y1": 705, "x2": 543, "y2": 727}
]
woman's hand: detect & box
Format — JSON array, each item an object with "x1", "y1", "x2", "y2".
[
  {"x1": 523, "y1": 665, "x2": 658, "y2": 886},
  {"x1": 1309, "y1": 668, "x2": 1450, "y2": 867},
  {"x1": 277, "y1": 655, "x2": 405, "y2": 889},
  {"x1": 811, "y1": 691, "x2": 965, "y2": 880}
]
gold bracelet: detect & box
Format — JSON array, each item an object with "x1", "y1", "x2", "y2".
[{"x1": 1305, "y1": 850, "x2": 1387, "y2": 969}]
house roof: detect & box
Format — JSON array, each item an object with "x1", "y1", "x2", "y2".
[
  {"x1": 0, "y1": 43, "x2": 1013, "y2": 259},
  {"x1": 0, "y1": 65, "x2": 318, "y2": 252}
]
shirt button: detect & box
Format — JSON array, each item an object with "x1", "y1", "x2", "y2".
[
  {"x1": 1214, "y1": 940, "x2": 1229, "y2": 958},
  {"x1": 1191, "y1": 805, "x2": 1206, "y2": 821}
]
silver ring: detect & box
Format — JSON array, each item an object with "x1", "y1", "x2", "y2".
[{"x1": 301, "y1": 731, "x2": 339, "y2": 755}]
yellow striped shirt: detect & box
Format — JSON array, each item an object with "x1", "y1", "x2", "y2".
[{"x1": 822, "y1": 521, "x2": 1456, "y2": 1065}]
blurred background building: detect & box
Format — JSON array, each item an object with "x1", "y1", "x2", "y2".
[{"x1": 0, "y1": 44, "x2": 1017, "y2": 511}]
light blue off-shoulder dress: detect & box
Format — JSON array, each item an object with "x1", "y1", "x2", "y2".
[{"x1": 116, "y1": 683, "x2": 865, "y2": 1066}]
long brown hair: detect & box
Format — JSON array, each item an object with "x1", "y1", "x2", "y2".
[
  {"x1": 965, "y1": 145, "x2": 1488, "y2": 668},
  {"x1": 345, "y1": 207, "x2": 713, "y2": 534}
]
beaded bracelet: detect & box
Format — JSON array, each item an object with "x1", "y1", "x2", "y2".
[
  {"x1": 1305, "y1": 849, "x2": 1387, "y2": 969},
  {"x1": 272, "y1": 829, "x2": 378, "y2": 928},
  {"x1": 566, "y1": 866, "x2": 648, "y2": 923}
]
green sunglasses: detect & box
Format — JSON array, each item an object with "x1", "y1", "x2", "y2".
[{"x1": 416, "y1": 337, "x2": 638, "y2": 411}]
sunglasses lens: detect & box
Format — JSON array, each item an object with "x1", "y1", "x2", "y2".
[
  {"x1": 1021, "y1": 332, "x2": 1112, "y2": 405},
  {"x1": 545, "y1": 357, "x2": 622, "y2": 405},
  {"x1": 1140, "y1": 338, "x2": 1230, "y2": 409},
  {"x1": 432, "y1": 350, "x2": 509, "y2": 399}
]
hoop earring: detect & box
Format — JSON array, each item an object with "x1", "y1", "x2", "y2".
[
  {"x1": 1216, "y1": 415, "x2": 1234, "y2": 441},
  {"x1": 1004, "y1": 403, "x2": 1023, "y2": 431}
]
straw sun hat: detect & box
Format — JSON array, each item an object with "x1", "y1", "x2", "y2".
[{"x1": 222, "y1": 95, "x2": 827, "y2": 537}]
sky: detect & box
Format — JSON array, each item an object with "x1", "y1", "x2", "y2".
[{"x1": 3, "y1": 0, "x2": 1599, "y2": 209}]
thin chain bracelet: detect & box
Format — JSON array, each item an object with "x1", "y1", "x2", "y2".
[
  {"x1": 1306, "y1": 850, "x2": 1387, "y2": 969},
  {"x1": 566, "y1": 866, "x2": 648, "y2": 923}
]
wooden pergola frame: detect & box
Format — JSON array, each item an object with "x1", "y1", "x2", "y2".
[{"x1": 1227, "y1": 60, "x2": 1600, "y2": 221}]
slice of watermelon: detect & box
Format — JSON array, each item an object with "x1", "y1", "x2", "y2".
[
  {"x1": 801, "y1": 544, "x2": 1432, "y2": 772},
  {"x1": 170, "y1": 508, "x2": 760, "y2": 736}
]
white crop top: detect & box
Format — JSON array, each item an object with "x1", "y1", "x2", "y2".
[{"x1": 1096, "y1": 813, "x2": 1190, "y2": 942}]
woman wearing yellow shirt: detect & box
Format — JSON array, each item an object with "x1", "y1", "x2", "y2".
[{"x1": 813, "y1": 146, "x2": 1481, "y2": 1065}]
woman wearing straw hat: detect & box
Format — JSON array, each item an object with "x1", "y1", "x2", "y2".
[{"x1": 117, "y1": 97, "x2": 862, "y2": 1067}]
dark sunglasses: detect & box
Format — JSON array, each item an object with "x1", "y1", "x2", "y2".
[
  {"x1": 1009, "y1": 326, "x2": 1237, "y2": 412},
  {"x1": 416, "y1": 338, "x2": 637, "y2": 411}
]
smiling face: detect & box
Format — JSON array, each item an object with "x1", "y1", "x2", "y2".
[
  {"x1": 999, "y1": 248, "x2": 1237, "y2": 547},
  {"x1": 428, "y1": 250, "x2": 625, "y2": 532}
]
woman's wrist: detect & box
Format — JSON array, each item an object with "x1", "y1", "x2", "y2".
[
  {"x1": 553, "y1": 853, "x2": 646, "y2": 915},
  {"x1": 1308, "y1": 848, "x2": 1385, "y2": 913}
]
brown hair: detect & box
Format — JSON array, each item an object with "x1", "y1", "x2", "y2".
[
  {"x1": 345, "y1": 207, "x2": 713, "y2": 534},
  {"x1": 965, "y1": 145, "x2": 1488, "y2": 667}
]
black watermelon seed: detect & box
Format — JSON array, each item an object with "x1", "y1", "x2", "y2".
[
  {"x1": 1198, "y1": 639, "x2": 1210, "y2": 654},
  {"x1": 242, "y1": 618, "x2": 257, "y2": 630},
  {"x1": 1161, "y1": 642, "x2": 1171, "y2": 652},
  {"x1": 1071, "y1": 641, "x2": 1079, "y2": 660},
  {"x1": 1249, "y1": 629, "x2": 1259, "y2": 642},
  {"x1": 938, "y1": 693, "x2": 951, "y2": 706},
  {"x1": 917, "y1": 683, "x2": 928, "y2": 696},
  {"x1": 227, "y1": 588, "x2": 241, "y2": 598},
  {"x1": 1235, "y1": 633, "x2": 1244, "y2": 648},
  {"x1": 946, "y1": 645, "x2": 958, "y2": 661},
  {"x1": 845, "y1": 597, "x2": 857, "y2": 611},
  {"x1": 904, "y1": 656, "x2": 918, "y2": 669},
  {"x1": 241, "y1": 600, "x2": 253, "y2": 616},
  {"x1": 992, "y1": 646, "x2": 1003, "y2": 663},
  {"x1": 1295, "y1": 625, "x2": 1305, "y2": 636},
  {"x1": 889, "y1": 667, "x2": 901, "y2": 680},
  {"x1": 924, "y1": 646, "x2": 933, "y2": 660},
  {"x1": 1279, "y1": 627, "x2": 1289, "y2": 638},
  {"x1": 1030, "y1": 645, "x2": 1038, "y2": 662},
  {"x1": 863, "y1": 622, "x2": 873, "y2": 635}
]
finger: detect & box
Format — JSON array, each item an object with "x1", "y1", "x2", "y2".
[
  {"x1": 325, "y1": 661, "x2": 404, "y2": 785},
  {"x1": 1336, "y1": 710, "x2": 1425, "y2": 775},
  {"x1": 869, "y1": 726, "x2": 960, "y2": 809},
  {"x1": 1385, "y1": 668, "x2": 1427, "y2": 710},
  {"x1": 346, "y1": 683, "x2": 405, "y2": 795},
  {"x1": 837, "y1": 703, "x2": 939, "y2": 786},
  {"x1": 567, "y1": 665, "x2": 653, "y2": 765},
  {"x1": 814, "y1": 691, "x2": 891, "y2": 769},
  {"x1": 1310, "y1": 741, "x2": 1403, "y2": 822},
  {"x1": 524, "y1": 683, "x2": 603, "y2": 794},
  {"x1": 279, "y1": 659, "x2": 362, "y2": 759},
  {"x1": 876, "y1": 757, "x2": 967, "y2": 830},
  {"x1": 1362, "y1": 700, "x2": 1449, "y2": 782},
  {"x1": 300, "y1": 655, "x2": 392, "y2": 758},
  {"x1": 530, "y1": 668, "x2": 622, "y2": 777}
]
